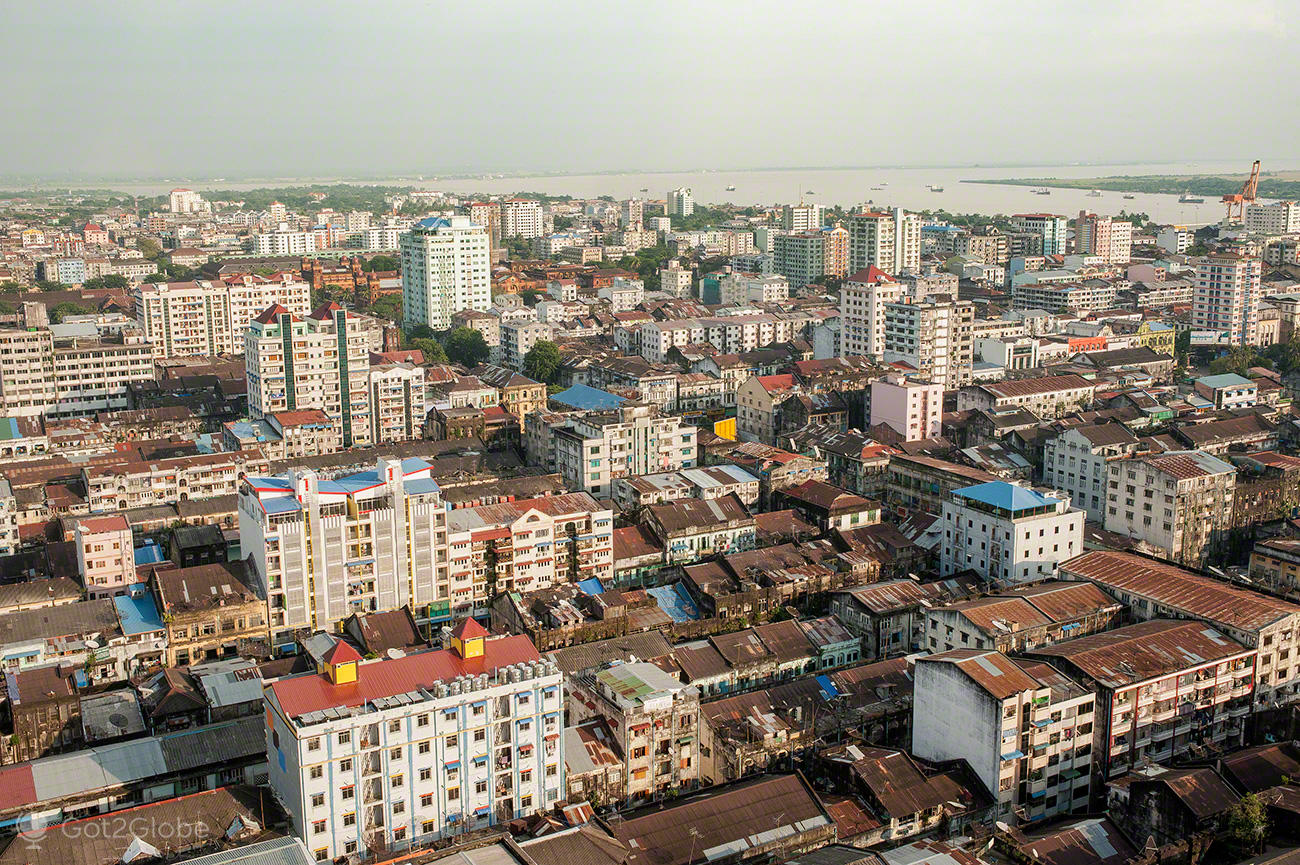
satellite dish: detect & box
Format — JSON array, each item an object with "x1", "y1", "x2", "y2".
[
  {"x1": 85, "y1": 639, "x2": 100, "y2": 649},
  {"x1": 995, "y1": 821, "x2": 1010, "y2": 833},
  {"x1": 386, "y1": 648, "x2": 406, "y2": 660}
]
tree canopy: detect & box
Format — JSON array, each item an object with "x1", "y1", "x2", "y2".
[
  {"x1": 137, "y1": 238, "x2": 163, "y2": 260},
  {"x1": 83, "y1": 274, "x2": 129, "y2": 291},
  {"x1": 444, "y1": 327, "x2": 491, "y2": 367},
  {"x1": 50, "y1": 301, "x2": 97, "y2": 323},
  {"x1": 522, "y1": 340, "x2": 562, "y2": 384},
  {"x1": 407, "y1": 337, "x2": 448, "y2": 365},
  {"x1": 367, "y1": 294, "x2": 402, "y2": 322},
  {"x1": 363, "y1": 254, "x2": 399, "y2": 273},
  {"x1": 1219, "y1": 793, "x2": 1268, "y2": 859}
]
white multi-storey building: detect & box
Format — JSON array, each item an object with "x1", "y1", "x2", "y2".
[
  {"x1": 446, "y1": 492, "x2": 613, "y2": 611},
  {"x1": 882, "y1": 294, "x2": 975, "y2": 388},
  {"x1": 254, "y1": 230, "x2": 317, "y2": 256},
  {"x1": 1245, "y1": 200, "x2": 1300, "y2": 235},
  {"x1": 839, "y1": 266, "x2": 904, "y2": 358},
  {"x1": 265, "y1": 623, "x2": 564, "y2": 861},
  {"x1": 1156, "y1": 225, "x2": 1194, "y2": 255},
  {"x1": 245, "y1": 303, "x2": 372, "y2": 448},
  {"x1": 369, "y1": 362, "x2": 426, "y2": 444},
  {"x1": 169, "y1": 188, "x2": 204, "y2": 214},
  {"x1": 528, "y1": 404, "x2": 697, "y2": 498},
  {"x1": 913, "y1": 649, "x2": 1096, "y2": 824},
  {"x1": 501, "y1": 320, "x2": 553, "y2": 371},
  {"x1": 782, "y1": 203, "x2": 824, "y2": 232},
  {"x1": 1042, "y1": 423, "x2": 1142, "y2": 521},
  {"x1": 400, "y1": 216, "x2": 491, "y2": 332},
  {"x1": 1102, "y1": 450, "x2": 1236, "y2": 567},
  {"x1": 847, "y1": 208, "x2": 920, "y2": 275},
  {"x1": 1192, "y1": 252, "x2": 1262, "y2": 346},
  {"x1": 869, "y1": 373, "x2": 942, "y2": 442},
  {"x1": 940, "y1": 481, "x2": 1084, "y2": 584},
  {"x1": 500, "y1": 199, "x2": 545, "y2": 239},
  {"x1": 635, "y1": 314, "x2": 803, "y2": 363},
  {"x1": 134, "y1": 276, "x2": 311, "y2": 358},
  {"x1": 666, "y1": 187, "x2": 695, "y2": 217},
  {"x1": 718, "y1": 272, "x2": 789, "y2": 306},
  {"x1": 51, "y1": 328, "x2": 155, "y2": 417},
  {"x1": 239, "y1": 458, "x2": 451, "y2": 645},
  {"x1": 660, "y1": 259, "x2": 692, "y2": 298},
  {"x1": 1010, "y1": 214, "x2": 1069, "y2": 257}
]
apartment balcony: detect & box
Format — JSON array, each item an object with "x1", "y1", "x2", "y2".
[{"x1": 363, "y1": 779, "x2": 383, "y2": 803}]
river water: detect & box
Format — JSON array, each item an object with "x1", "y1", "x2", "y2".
[{"x1": 46, "y1": 160, "x2": 1296, "y2": 225}]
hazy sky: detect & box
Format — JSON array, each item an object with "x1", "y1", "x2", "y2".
[{"x1": 4, "y1": 0, "x2": 1294, "y2": 179}]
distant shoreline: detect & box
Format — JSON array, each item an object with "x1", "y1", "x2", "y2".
[{"x1": 968, "y1": 173, "x2": 1300, "y2": 199}]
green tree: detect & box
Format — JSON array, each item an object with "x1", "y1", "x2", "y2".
[
  {"x1": 444, "y1": 327, "x2": 490, "y2": 367},
  {"x1": 523, "y1": 340, "x2": 562, "y2": 384},
  {"x1": 407, "y1": 324, "x2": 436, "y2": 340},
  {"x1": 1264, "y1": 340, "x2": 1300, "y2": 375},
  {"x1": 50, "y1": 302, "x2": 97, "y2": 323},
  {"x1": 519, "y1": 289, "x2": 541, "y2": 307},
  {"x1": 1220, "y1": 793, "x2": 1269, "y2": 859},
  {"x1": 34, "y1": 280, "x2": 67, "y2": 292},
  {"x1": 83, "y1": 274, "x2": 130, "y2": 291},
  {"x1": 367, "y1": 294, "x2": 402, "y2": 322},
  {"x1": 1209, "y1": 347, "x2": 1265, "y2": 377},
  {"x1": 1174, "y1": 328, "x2": 1192, "y2": 362},
  {"x1": 552, "y1": 215, "x2": 574, "y2": 230},
  {"x1": 363, "y1": 254, "x2": 399, "y2": 273},
  {"x1": 408, "y1": 337, "x2": 448, "y2": 364},
  {"x1": 504, "y1": 236, "x2": 532, "y2": 260},
  {"x1": 0, "y1": 282, "x2": 25, "y2": 294},
  {"x1": 137, "y1": 237, "x2": 163, "y2": 260}
]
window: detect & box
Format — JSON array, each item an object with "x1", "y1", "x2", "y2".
[
  {"x1": 421, "y1": 793, "x2": 433, "y2": 807},
  {"x1": 445, "y1": 735, "x2": 457, "y2": 748},
  {"x1": 420, "y1": 767, "x2": 432, "y2": 782},
  {"x1": 449, "y1": 787, "x2": 460, "y2": 801},
  {"x1": 390, "y1": 747, "x2": 402, "y2": 760},
  {"x1": 310, "y1": 766, "x2": 323, "y2": 780},
  {"x1": 417, "y1": 713, "x2": 430, "y2": 727},
  {"x1": 393, "y1": 801, "x2": 405, "y2": 815},
  {"x1": 423, "y1": 820, "x2": 436, "y2": 834},
  {"x1": 343, "y1": 812, "x2": 356, "y2": 827},
  {"x1": 340, "y1": 758, "x2": 352, "y2": 772},
  {"x1": 313, "y1": 820, "x2": 327, "y2": 834},
  {"x1": 474, "y1": 729, "x2": 486, "y2": 742},
  {"x1": 392, "y1": 775, "x2": 404, "y2": 788},
  {"x1": 338, "y1": 731, "x2": 351, "y2": 745},
  {"x1": 341, "y1": 785, "x2": 354, "y2": 800},
  {"x1": 394, "y1": 828, "x2": 406, "y2": 842},
  {"x1": 311, "y1": 793, "x2": 325, "y2": 807},
  {"x1": 390, "y1": 719, "x2": 402, "y2": 733},
  {"x1": 476, "y1": 780, "x2": 487, "y2": 794},
  {"x1": 307, "y1": 737, "x2": 321, "y2": 752},
  {"x1": 315, "y1": 849, "x2": 328, "y2": 862}
]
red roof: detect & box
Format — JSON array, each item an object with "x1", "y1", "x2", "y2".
[
  {"x1": 846, "y1": 265, "x2": 895, "y2": 285},
  {"x1": 0, "y1": 765, "x2": 37, "y2": 813},
  {"x1": 76, "y1": 514, "x2": 130, "y2": 534},
  {"x1": 309, "y1": 301, "x2": 344, "y2": 320},
  {"x1": 322, "y1": 641, "x2": 362, "y2": 664},
  {"x1": 270, "y1": 634, "x2": 540, "y2": 718},
  {"x1": 452, "y1": 618, "x2": 489, "y2": 640},
  {"x1": 757, "y1": 374, "x2": 796, "y2": 392},
  {"x1": 253, "y1": 303, "x2": 292, "y2": 324}
]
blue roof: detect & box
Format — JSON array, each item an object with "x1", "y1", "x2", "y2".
[
  {"x1": 815, "y1": 674, "x2": 841, "y2": 700},
  {"x1": 576, "y1": 577, "x2": 605, "y2": 596},
  {"x1": 263, "y1": 497, "x2": 302, "y2": 515},
  {"x1": 551, "y1": 383, "x2": 627, "y2": 411},
  {"x1": 415, "y1": 216, "x2": 451, "y2": 229},
  {"x1": 134, "y1": 541, "x2": 166, "y2": 566},
  {"x1": 1196, "y1": 373, "x2": 1253, "y2": 389},
  {"x1": 647, "y1": 583, "x2": 700, "y2": 623},
  {"x1": 404, "y1": 477, "x2": 441, "y2": 496},
  {"x1": 114, "y1": 592, "x2": 165, "y2": 636},
  {"x1": 953, "y1": 481, "x2": 1060, "y2": 512}
]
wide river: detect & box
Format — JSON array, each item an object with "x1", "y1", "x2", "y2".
[{"x1": 47, "y1": 160, "x2": 1298, "y2": 225}]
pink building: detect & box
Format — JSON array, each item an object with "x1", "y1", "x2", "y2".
[
  {"x1": 74, "y1": 515, "x2": 136, "y2": 597},
  {"x1": 870, "y1": 372, "x2": 943, "y2": 442}
]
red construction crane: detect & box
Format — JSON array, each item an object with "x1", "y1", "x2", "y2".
[{"x1": 1222, "y1": 159, "x2": 1261, "y2": 221}]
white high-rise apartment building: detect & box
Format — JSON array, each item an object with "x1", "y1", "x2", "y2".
[
  {"x1": 847, "y1": 208, "x2": 920, "y2": 275},
  {"x1": 667, "y1": 187, "x2": 695, "y2": 217},
  {"x1": 0, "y1": 328, "x2": 55, "y2": 416},
  {"x1": 939, "y1": 481, "x2": 1083, "y2": 584},
  {"x1": 659, "y1": 259, "x2": 692, "y2": 298},
  {"x1": 839, "y1": 267, "x2": 905, "y2": 358},
  {"x1": 239, "y1": 458, "x2": 450, "y2": 643},
  {"x1": 1042, "y1": 423, "x2": 1141, "y2": 521},
  {"x1": 621, "y1": 198, "x2": 645, "y2": 229},
  {"x1": 882, "y1": 294, "x2": 975, "y2": 389},
  {"x1": 400, "y1": 216, "x2": 491, "y2": 331},
  {"x1": 782, "y1": 203, "x2": 824, "y2": 231},
  {"x1": 1075, "y1": 211, "x2": 1132, "y2": 264},
  {"x1": 254, "y1": 230, "x2": 317, "y2": 256},
  {"x1": 264, "y1": 622, "x2": 564, "y2": 861},
  {"x1": 369, "y1": 362, "x2": 427, "y2": 444},
  {"x1": 245, "y1": 303, "x2": 372, "y2": 448},
  {"x1": 1245, "y1": 201, "x2": 1300, "y2": 235},
  {"x1": 1103, "y1": 450, "x2": 1236, "y2": 567},
  {"x1": 134, "y1": 276, "x2": 311, "y2": 358},
  {"x1": 500, "y1": 199, "x2": 545, "y2": 239},
  {"x1": 1192, "y1": 252, "x2": 1262, "y2": 346},
  {"x1": 169, "y1": 188, "x2": 204, "y2": 214},
  {"x1": 1009, "y1": 214, "x2": 1069, "y2": 257}
]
